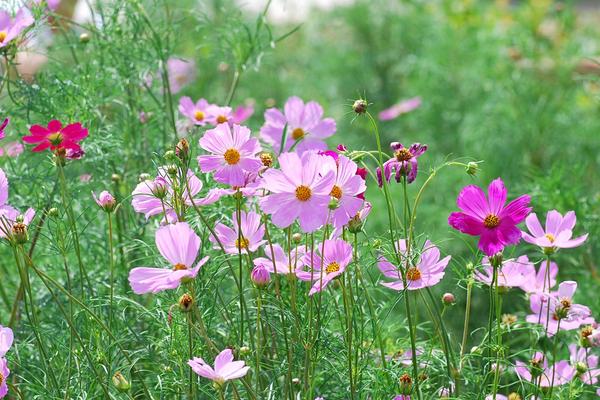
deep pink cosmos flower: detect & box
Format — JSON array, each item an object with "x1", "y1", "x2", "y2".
[
  {"x1": 0, "y1": 8, "x2": 34, "y2": 48},
  {"x1": 251, "y1": 264, "x2": 270, "y2": 287},
  {"x1": 209, "y1": 211, "x2": 266, "y2": 254},
  {"x1": 198, "y1": 124, "x2": 262, "y2": 187},
  {"x1": 377, "y1": 142, "x2": 427, "y2": 186},
  {"x1": 522, "y1": 210, "x2": 588, "y2": 252},
  {"x1": 167, "y1": 57, "x2": 196, "y2": 94},
  {"x1": 518, "y1": 260, "x2": 558, "y2": 295},
  {"x1": 379, "y1": 97, "x2": 422, "y2": 121},
  {"x1": 253, "y1": 243, "x2": 305, "y2": 275},
  {"x1": 188, "y1": 348, "x2": 249, "y2": 386},
  {"x1": 322, "y1": 154, "x2": 366, "y2": 228},
  {"x1": 260, "y1": 152, "x2": 335, "y2": 233},
  {"x1": 515, "y1": 352, "x2": 575, "y2": 387},
  {"x1": 569, "y1": 344, "x2": 599, "y2": 385},
  {"x1": 22, "y1": 120, "x2": 88, "y2": 153},
  {"x1": 92, "y1": 191, "x2": 116, "y2": 213},
  {"x1": 474, "y1": 255, "x2": 532, "y2": 288},
  {"x1": 448, "y1": 178, "x2": 531, "y2": 256},
  {"x1": 128, "y1": 223, "x2": 209, "y2": 294},
  {"x1": 260, "y1": 96, "x2": 336, "y2": 154},
  {"x1": 0, "y1": 118, "x2": 8, "y2": 140},
  {"x1": 297, "y1": 239, "x2": 352, "y2": 296},
  {"x1": 178, "y1": 97, "x2": 210, "y2": 126},
  {"x1": 378, "y1": 240, "x2": 451, "y2": 291}
]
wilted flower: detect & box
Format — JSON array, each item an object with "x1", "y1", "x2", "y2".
[
  {"x1": 188, "y1": 348, "x2": 249, "y2": 387},
  {"x1": 522, "y1": 210, "x2": 588, "y2": 253},
  {"x1": 23, "y1": 120, "x2": 88, "y2": 154},
  {"x1": 209, "y1": 211, "x2": 266, "y2": 254},
  {"x1": 297, "y1": 239, "x2": 352, "y2": 295},
  {"x1": 515, "y1": 351, "x2": 575, "y2": 387},
  {"x1": 377, "y1": 142, "x2": 427, "y2": 186},
  {"x1": 0, "y1": 8, "x2": 34, "y2": 48},
  {"x1": 378, "y1": 97, "x2": 421, "y2": 121},
  {"x1": 474, "y1": 255, "x2": 532, "y2": 288},
  {"x1": 92, "y1": 191, "x2": 116, "y2": 213}
]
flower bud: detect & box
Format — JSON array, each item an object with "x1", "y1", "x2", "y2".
[
  {"x1": 112, "y1": 372, "x2": 130, "y2": 392},
  {"x1": 138, "y1": 173, "x2": 151, "y2": 182},
  {"x1": 291, "y1": 378, "x2": 300, "y2": 385},
  {"x1": 151, "y1": 177, "x2": 169, "y2": 199},
  {"x1": 166, "y1": 164, "x2": 178, "y2": 176},
  {"x1": 111, "y1": 173, "x2": 121, "y2": 183},
  {"x1": 442, "y1": 292, "x2": 455, "y2": 305},
  {"x1": 239, "y1": 346, "x2": 250, "y2": 356},
  {"x1": 328, "y1": 197, "x2": 339, "y2": 210},
  {"x1": 178, "y1": 293, "x2": 194, "y2": 312},
  {"x1": 575, "y1": 361, "x2": 587, "y2": 375},
  {"x1": 47, "y1": 207, "x2": 58, "y2": 217},
  {"x1": 93, "y1": 191, "x2": 117, "y2": 213},
  {"x1": 336, "y1": 144, "x2": 347, "y2": 153},
  {"x1": 466, "y1": 161, "x2": 478, "y2": 176},
  {"x1": 489, "y1": 253, "x2": 503, "y2": 268},
  {"x1": 176, "y1": 138, "x2": 190, "y2": 161},
  {"x1": 11, "y1": 222, "x2": 28, "y2": 244},
  {"x1": 251, "y1": 265, "x2": 271, "y2": 288},
  {"x1": 292, "y1": 233, "x2": 303, "y2": 244},
  {"x1": 164, "y1": 150, "x2": 177, "y2": 163},
  {"x1": 399, "y1": 373, "x2": 412, "y2": 395},
  {"x1": 352, "y1": 99, "x2": 368, "y2": 114},
  {"x1": 79, "y1": 32, "x2": 91, "y2": 43}
]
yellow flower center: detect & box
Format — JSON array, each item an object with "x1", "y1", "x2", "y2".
[
  {"x1": 223, "y1": 148, "x2": 241, "y2": 165},
  {"x1": 406, "y1": 267, "x2": 421, "y2": 281},
  {"x1": 560, "y1": 297, "x2": 572, "y2": 309},
  {"x1": 508, "y1": 393, "x2": 522, "y2": 400},
  {"x1": 260, "y1": 152, "x2": 273, "y2": 167},
  {"x1": 0, "y1": 31, "x2": 6, "y2": 43},
  {"x1": 216, "y1": 115, "x2": 228, "y2": 124},
  {"x1": 292, "y1": 127, "x2": 305, "y2": 140},
  {"x1": 235, "y1": 237, "x2": 250, "y2": 250},
  {"x1": 483, "y1": 214, "x2": 500, "y2": 228},
  {"x1": 0, "y1": 372, "x2": 3, "y2": 387},
  {"x1": 395, "y1": 148, "x2": 413, "y2": 162},
  {"x1": 295, "y1": 185, "x2": 312, "y2": 201},
  {"x1": 545, "y1": 233, "x2": 555, "y2": 243},
  {"x1": 330, "y1": 185, "x2": 343, "y2": 199},
  {"x1": 326, "y1": 262, "x2": 340, "y2": 274},
  {"x1": 48, "y1": 132, "x2": 63, "y2": 146},
  {"x1": 194, "y1": 111, "x2": 205, "y2": 121},
  {"x1": 173, "y1": 263, "x2": 187, "y2": 271}
]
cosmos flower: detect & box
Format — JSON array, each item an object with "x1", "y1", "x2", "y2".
[
  {"x1": 209, "y1": 211, "x2": 266, "y2": 254},
  {"x1": 22, "y1": 120, "x2": 88, "y2": 153},
  {"x1": 448, "y1": 178, "x2": 531, "y2": 256},
  {"x1": 205, "y1": 104, "x2": 254, "y2": 127},
  {"x1": 522, "y1": 210, "x2": 588, "y2": 252},
  {"x1": 569, "y1": 344, "x2": 599, "y2": 385},
  {"x1": 260, "y1": 96, "x2": 336, "y2": 154},
  {"x1": 518, "y1": 260, "x2": 558, "y2": 295},
  {"x1": 128, "y1": 223, "x2": 209, "y2": 294},
  {"x1": 92, "y1": 191, "x2": 116, "y2": 213},
  {"x1": 297, "y1": 239, "x2": 352, "y2": 296},
  {"x1": 515, "y1": 352, "x2": 575, "y2": 387},
  {"x1": 378, "y1": 240, "x2": 451, "y2": 291},
  {"x1": 0, "y1": 119, "x2": 8, "y2": 140},
  {"x1": 377, "y1": 142, "x2": 427, "y2": 186},
  {"x1": 0, "y1": 325, "x2": 13, "y2": 398},
  {"x1": 474, "y1": 255, "x2": 532, "y2": 288},
  {"x1": 198, "y1": 123, "x2": 262, "y2": 187},
  {"x1": 379, "y1": 97, "x2": 421, "y2": 121},
  {"x1": 167, "y1": 57, "x2": 196, "y2": 94},
  {"x1": 0, "y1": 358, "x2": 9, "y2": 398},
  {"x1": 188, "y1": 348, "x2": 249, "y2": 386},
  {"x1": 0, "y1": 169, "x2": 35, "y2": 239},
  {"x1": 0, "y1": 8, "x2": 34, "y2": 48},
  {"x1": 253, "y1": 243, "x2": 304, "y2": 275},
  {"x1": 0, "y1": 141, "x2": 24, "y2": 157},
  {"x1": 178, "y1": 97, "x2": 210, "y2": 126},
  {"x1": 260, "y1": 151, "x2": 335, "y2": 233}
]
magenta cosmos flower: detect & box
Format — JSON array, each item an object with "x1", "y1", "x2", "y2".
[
  {"x1": 128, "y1": 223, "x2": 209, "y2": 294},
  {"x1": 515, "y1": 352, "x2": 575, "y2": 387},
  {"x1": 569, "y1": 344, "x2": 599, "y2": 385},
  {"x1": 522, "y1": 210, "x2": 588, "y2": 252},
  {"x1": 377, "y1": 142, "x2": 427, "y2": 186},
  {"x1": 297, "y1": 239, "x2": 352, "y2": 296},
  {"x1": 260, "y1": 96, "x2": 336, "y2": 154},
  {"x1": 178, "y1": 97, "x2": 210, "y2": 126},
  {"x1": 188, "y1": 348, "x2": 249, "y2": 386},
  {"x1": 322, "y1": 154, "x2": 366, "y2": 228},
  {"x1": 518, "y1": 260, "x2": 558, "y2": 295},
  {"x1": 22, "y1": 120, "x2": 88, "y2": 153},
  {"x1": 209, "y1": 211, "x2": 265, "y2": 254},
  {"x1": 0, "y1": 118, "x2": 8, "y2": 140},
  {"x1": 448, "y1": 178, "x2": 531, "y2": 256},
  {"x1": 260, "y1": 151, "x2": 335, "y2": 233},
  {"x1": 379, "y1": 97, "x2": 422, "y2": 121},
  {"x1": 378, "y1": 240, "x2": 451, "y2": 290},
  {"x1": 198, "y1": 123, "x2": 262, "y2": 187},
  {"x1": 253, "y1": 243, "x2": 305, "y2": 275},
  {"x1": 167, "y1": 57, "x2": 196, "y2": 94},
  {"x1": 0, "y1": 8, "x2": 34, "y2": 48},
  {"x1": 474, "y1": 255, "x2": 532, "y2": 288}
]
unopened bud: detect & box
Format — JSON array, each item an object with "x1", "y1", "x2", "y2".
[
  {"x1": 112, "y1": 372, "x2": 130, "y2": 392},
  {"x1": 251, "y1": 265, "x2": 271, "y2": 288},
  {"x1": 166, "y1": 164, "x2": 178, "y2": 176},
  {"x1": 442, "y1": 292, "x2": 455, "y2": 305},
  {"x1": 239, "y1": 346, "x2": 250, "y2": 355},
  {"x1": 352, "y1": 99, "x2": 368, "y2": 114},
  {"x1": 176, "y1": 138, "x2": 190, "y2": 160},
  {"x1": 93, "y1": 191, "x2": 117, "y2": 213},
  {"x1": 399, "y1": 373, "x2": 412, "y2": 395},
  {"x1": 11, "y1": 222, "x2": 28, "y2": 244},
  {"x1": 111, "y1": 173, "x2": 121, "y2": 183},
  {"x1": 466, "y1": 162, "x2": 478, "y2": 176},
  {"x1": 79, "y1": 32, "x2": 91, "y2": 43},
  {"x1": 575, "y1": 361, "x2": 587, "y2": 375},
  {"x1": 164, "y1": 150, "x2": 177, "y2": 163},
  {"x1": 151, "y1": 177, "x2": 168, "y2": 199},
  {"x1": 292, "y1": 233, "x2": 303, "y2": 244},
  {"x1": 47, "y1": 207, "x2": 58, "y2": 217},
  {"x1": 178, "y1": 293, "x2": 194, "y2": 312},
  {"x1": 328, "y1": 197, "x2": 339, "y2": 210}
]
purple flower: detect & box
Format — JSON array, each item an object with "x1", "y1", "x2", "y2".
[
  {"x1": 167, "y1": 57, "x2": 196, "y2": 94},
  {"x1": 198, "y1": 123, "x2": 262, "y2": 187},
  {"x1": 379, "y1": 97, "x2": 421, "y2": 121},
  {"x1": 178, "y1": 97, "x2": 210, "y2": 126},
  {"x1": 209, "y1": 211, "x2": 266, "y2": 254},
  {"x1": 92, "y1": 190, "x2": 116, "y2": 212},
  {"x1": 260, "y1": 96, "x2": 336, "y2": 154},
  {"x1": 569, "y1": 344, "x2": 599, "y2": 385},
  {"x1": 253, "y1": 243, "x2": 305, "y2": 275},
  {"x1": 0, "y1": 8, "x2": 34, "y2": 48},
  {"x1": 474, "y1": 255, "x2": 532, "y2": 288},
  {"x1": 377, "y1": 142, "x2": 427, "y2": 186},
  {"x1": 0, "y1": 118, "x2": 8, "y2": 140},
  {"x1": 259, "y1": 152, "x2": 335, "y2": 233},
  {"x1": 518, "y1": 260, "x2": 558, "y2": 295},
  {"x1": 297, "y1": 239, "x2": 352, "y2": 296},
  {"x1": 522, "y1": 210, "x2": 588, "y2": 252},
  {"x1": 128, "y1": 223, "x2": 209, "y2": 294},
  {"x1": 448, "y1": 178, "x2": 531, "y2": 256},
  {"x1": 251, "y1": 264, "x2": 271, "y2": 287},
  {"x1": 0, "y1": 357, "x2": 9, "y2": 398},
  {"x1": 0, "y1": 325, "x2": 13, "y2": 398},
  {"x1": 378, "y1": 240, "x2": 451, "y2": 290},
  {"x1": 188, "y1": 348, "x2": 249, "y2": 386},
  {"x1": 515, "y1": 351, "x2": 575, "y2": 387},
  {"x1": 232, "y1": 105, "x2": 254, "y2": 124}
]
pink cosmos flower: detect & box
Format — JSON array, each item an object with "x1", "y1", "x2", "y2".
[
  {"x1": 0, "y1": 141, "x2": 24, "y2": 157},
  {"x1": 392, "y1": 396, "x2": 410, "y2": 400},
  {"x1": 0, "y1": 325, "x2": 13, "y2": 398},
  {"x1": 519, "y1": 261, "x2": 558, "y2": 295},
  {"x1": 232, "y1": 105, "x2": 254, "y2": 124},
  {"x1": 569, "y1": 344, "x2": 599, "y2": 385},
  {"x1": 0, "y1": 8, "x2": 34, "y2": 48},
  {"x1": 0, "y1": 169, "x2": 35, "y2": 238},
  {"x1": 297, "y1": 239, "x2": 352, "y2": 295},
  {"x1": 378, "y1": 240, "x2": 451, "y2": 290},
  {"x1": 198, "y1": 123, "x2": 262, "y2": 187},
  {"x1": 92, "y1": 191, "x2": 116, "y2": 212},
  {"x1": 167, "y1": 57, "x2": 196, "y2": 94},
  {"x1": 0, "y1": 119, "x2": 8, "y2": 140},
  {"x1": 448, "y1": 178, "x2": 531, "y2": 256},
  {"x1": 178, "y1": 97, "x2": 210, "y2": 126},
  {"x1": 79, "y1": 173, "x2": 92, "y2": 183},
  {"x1": 379, "y1": 97, "x2": 422, "y2": 121},
  {"x1": 209, "y1": 211, "x2": 265, "y2": 254},
  {"x1": 203, "y1": 104, "x2": 253, "y2": 127},
  {"x1": 515, "y1": 352, "x2": 575, "y2": 387},
  {"x1": 260, "y1": 96, "x2": 336, "y2": 154},
  {"x1": 522, "y1": 210, "x2": 588, "y2": 251},
  {"x1": 128, "y1": 223, "x2": 209, "y2": 294},
  {"x1": 253, "y1": 243, "x2": 304, "y2": 275},
  {"x1": 377, "y1": 142, "x2": 427, "y2": 186},
  {"x1": 526, "y1": 281, "x2": 593, "y2": 336},
  {"x1": 22, "y1": 120, "x2": 88, "y2": 153},
  {"x1": 251, "y1": 264, "x2": 270, "y2": 286},
  {"x1": 260, "y1": 152, "x2": 335, "y2": 233},
  {"x1": 188, "y1": 348, "x2": 249, "y2": 386},
  {"x1": 474, "y1": 255, "x2": 532, "y2": 288}
]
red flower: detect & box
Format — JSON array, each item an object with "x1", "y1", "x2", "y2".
[{"x1": 22, "y1": 120, "x2": 88, "y2": 153}]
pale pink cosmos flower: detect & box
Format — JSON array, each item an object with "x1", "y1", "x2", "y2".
[
  {"x1": 167, "y1": 57, "x2": 196, "y2": 94},
  {"x1": 515, "y1": 351, "x2": 575, "y2": 387},
  {"x1": 253, "y1": 243, "x2": 304, "y2": 275},
  {"x1": 474, "y1": 255, "x2": 532, "y2": 288},
  {"x1": 202, "y1": 104, "x2": 253, "y2": 127},
  {"x1": 188, "y1": 348, "x2": 249, "y2": 386},
  {"x1": 178, "y1": 97, "x2": 210, "y2": 126},
  {"x1": 569, "y1": 344, "x2": 599, "y2": 385},
  {"x1": 209, "y1": 211, "x2": 266, "y2": 254},
  {"x1": 0, "y1": 8, "x2": 34, "y2": 48},
  {"x1": 0, "y1": 325, "x2": 13, "y2": 398},
  {"x1": 522, "y1": 210, "x2": 588, "y2": 251},
  {"x1": 92, "y1": 190, "x2": 116, "y2": 212},
  {"x1": 128, "y1": 223, "x2": 208, "y2": 294},
  {"x1": 260, "y1": 152, "x2": 335, "y2": 233},
  {"x1": 297, "y1": 239, "x2": 352, "y2": 296},
  {"x1": 0, "y1": 357, "x2": 8, "y2": 398},
  {"x1": 379, "y1": 97, "x2": 421, "y2": 121},
  {"x1": 198, "y1": 123, "x2": 262, "y2": 187},
  {"x1": 260, "y1": 96, "x2": 336, "y2": 154},
  {"x1": 0, "y1": 169, "x2": 35, "y2": 238},
  {"x1": 0, "y1": 141, "x2": 24, "y2": 157},
  {"x1": 518, "y1": 260, "x2": 558, "y2": 295},
  {"x1": 378, "y1": 240, "x2": 451, "y2": 291}
]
